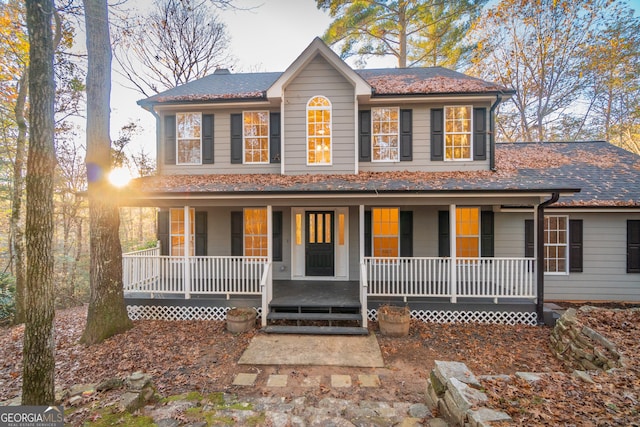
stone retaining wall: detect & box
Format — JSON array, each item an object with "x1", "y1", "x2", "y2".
[
  {"x1": 549, "y1": 307, "x2": 625, "y2": 371},
  {"x1": 425, "y1": 360, "x2": 512, "y2": 427}
]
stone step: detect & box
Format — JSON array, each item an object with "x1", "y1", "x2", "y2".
[{"x1": 262, "y1": 325, "x2": 369, "y2": 335}]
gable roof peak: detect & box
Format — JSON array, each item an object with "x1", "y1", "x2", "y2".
[{"x1": 266, "y1": 37, "x2": 371, "y2": 98}]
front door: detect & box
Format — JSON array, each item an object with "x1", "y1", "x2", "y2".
[{"x1": 305, "y1": 211, "x2": 335, "y2": 276}]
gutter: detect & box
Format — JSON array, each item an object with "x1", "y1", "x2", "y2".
[
  {"x1": 536, "y1": 192, "x2": 560, "y2": 325},
  {"x1": 489, "y1": 94, "x2": 503, "y2": 171}
]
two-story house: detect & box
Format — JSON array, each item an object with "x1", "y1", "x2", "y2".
[{"x1": 121, "y1": 38, "x2": 640, "y2": 333}]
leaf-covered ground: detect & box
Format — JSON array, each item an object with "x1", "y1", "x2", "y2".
[{"x1": 1, "y1": 305, "x2": 638, "y2": 426}]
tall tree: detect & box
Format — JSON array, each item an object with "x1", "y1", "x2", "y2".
[
  {"x1": 469, "y1": 0, "x2": 609, "y2": 142},
  {"x1": 81, "y1": 0, "x2": 132, "y2": 345},
  {"x1": 584, "y1": 3, "x2": 640, "y2": 153},
  {"x1": 1, "y1": 0, "x2": 29, "y2": 324},
  {"x1": 22, "y1": 0, "x2": 56, "y2": 405},
  {"x1": 113, "y1": 0, "x2": 233, "y2": 96},
  {"x1": 316, "y1": 0, "x2": 486, "y2": 68}
]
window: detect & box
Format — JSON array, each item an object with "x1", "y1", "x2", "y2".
[
  {"x1": 544, "y1": 216, "x2": 568, "y2": 274},
  {"x1": 307, "y1": 96, "x2": 331, "y2": 165},
  {"x1": 243, "y1": 111, "x2": 269, "y2": 163},
  {"x1": 456, "y1": 207, "x2": 479, "y2": 257},
  {"x1": 244, "y1": 208, "x2": 267, "y2": 256},
  {"x1": 372, "y1": 107, "x2": 399, "y2": 161},
  {"x1": 445, "y1": 106, "x2": 472, "y2": 161},
  {"x1": 372, "y1": 208, "x2": 399, "y2": 257},
  {"x1": 177, "y1": 113, "x2": 202, "y2": 164},
  {"x1": 628, "y1": 220, "x2": 640, "y2": 273},
  {"x1": 170, "y1": 208, "x2": 194, "y2": 256}
]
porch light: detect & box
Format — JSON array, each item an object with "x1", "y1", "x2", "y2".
[{"x1": 108, "y1": 166, "x2": 133, "y2": 188}]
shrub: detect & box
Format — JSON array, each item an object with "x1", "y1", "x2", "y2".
[{"x1": 0, "y1": 273, "x2": 16, "y2": 323}]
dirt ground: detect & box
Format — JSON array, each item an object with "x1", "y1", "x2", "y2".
[{"x1": 1, "y1": 303, "x2": 638, "y2": 425}]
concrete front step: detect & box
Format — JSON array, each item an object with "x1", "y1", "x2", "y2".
[
  {"x1": 262, "y1": 325, "x2": 369, "y2": 335},
  {"x1": 267, "y1": 312, "x2": 362, "y2": 321}
]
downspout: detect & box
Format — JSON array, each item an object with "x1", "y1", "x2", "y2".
[
  {"x1": 536, "y1": 192, "x2": 560, "y2": 325},
  {"x1": 489, "y1": 95, "x2": 503, "y2": 171}
]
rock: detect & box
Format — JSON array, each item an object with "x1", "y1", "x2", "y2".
[
  {"x1": 515, "y1": 372, "x2": 544, "y2": 383},
  {"x1": 127, "y1": 372, "x2": 152, "y2": 391},
  {"x1": 351, "y1": 415, "x2": 394, "y2": 426},
  {"x1": 67, "y1": 383, "x2": 97, "y2": 398},
  {"x1": 408, "y1": 403, "x2": 430, "y2": 419},
  {"x1": 119, "y1": 391, "x2": 144, "y2": 412},
  {"x1": 572, "y1": 370, "x2": 595, "y2": 384},
  {"x1": 467, "y1": 407, "x2": 512, "y2": 427},
  {"x1": 156, "y1": 419, "x2": 180, "y2": 427},
  {"x1": 96, "y1": 377, "x2": 124, "y2": 392},
  {"x1": 433, "y1": 360, "x2": 481, "y2": 389},
  {"x1": 427, "y1": 418, "x2": 449, "y2": 427},
  {"x1": 68, "y1": 395, "x2": 84, "y2": 407},
  {"x1": 396, "y1": 418, "x2": 422, "y2": 427}
]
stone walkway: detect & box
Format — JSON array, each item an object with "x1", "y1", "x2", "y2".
[{"x1": 215, "y1": 372, "x2": 448, "y2": 427}]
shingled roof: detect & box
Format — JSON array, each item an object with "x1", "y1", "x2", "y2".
[
  {"x1": 138, "y1": 67, "x2": 512, "y2": 107},
  {"x1": 127, "y1": 142, "x2": 640, "y2": 208}
]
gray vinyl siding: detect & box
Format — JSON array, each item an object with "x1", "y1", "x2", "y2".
[
  {"x1": 495, "y1": 211, "x2": 640, "y2": 302},
  {"x1": 283, "y1": 54, "x2": 356, "y2": 175},
  {"x1": 358, "y1": 103, "x2": 491, "y2": 173},
  {"x1": 158, "y1": 108, "x2": 281, "y2": 175}
]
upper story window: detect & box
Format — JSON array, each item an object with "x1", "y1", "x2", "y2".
[
  {"x1": 307, "y1": 96, "x2": 332, "y2": 165},
  {"x1": 243, "y1": 111, "x2": 269, "y2": 164},
  {"x1": 445, "y1": 106, "x2": 472, "y2": 161},
  {"x1": 372, "y1": 107, "x2": 399, "y2": 162},
  {"x1": 177, "y1": 113, "x2": 202, "y2": 165}
]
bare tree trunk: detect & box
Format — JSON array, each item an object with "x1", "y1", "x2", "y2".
[
  {"x1": 22, "y1": 0, "x2": 56, "y2": 405},
  {"x1": 11, "y1": 71, "x2": 28, "y2": 325},
  {"x1": 81, "y1": 0, "x2": 132, "y2": 345}
]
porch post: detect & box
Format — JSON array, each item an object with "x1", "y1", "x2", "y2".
[
  {"x1": 359, "y1": 204, "x2": 367, "y2": 327},
  {"x1": 449, "y1": 204, "x2": 457, "y2": 303},
  {"x1": 263, "y1": 205, "x2": 273, "y2": 327},
  {"x1": 184, "y1": 205, "x2": 191, "y2": 299}
]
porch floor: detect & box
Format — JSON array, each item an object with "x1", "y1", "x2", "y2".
[{"x1": 271, "y1": 280, "x2": 359, "y2": 307}]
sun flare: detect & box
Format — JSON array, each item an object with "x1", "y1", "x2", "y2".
[{"x1": 108, "y1": 167, "x2": 133, "y2": 188}]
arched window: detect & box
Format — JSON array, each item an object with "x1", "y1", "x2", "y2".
[{"x1": 306, "y1": 96, "x2": 331, "y2": 165}]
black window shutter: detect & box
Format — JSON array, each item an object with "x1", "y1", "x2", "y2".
[
  {"x1": 157, "y1": 210, "x2": 170, "y2": 255},
  {"x1": 628, "y1": 220, "x2": 640, "y2": 273},
  {"x1": 164, "y1": 115, "x2": 176, "y2": 165},
  {"x1": 480, "y1": 210, "x2": 494, "y2": 257},
  {"x1": 270, "y1": 112, "x2": 281, "y2": 164},
  {"x1": 231, "y1": 211, "x2": 243, "y2": 256},
  {"x1": 195, "y1": 211, "x2": 207, "y2": 256},
  {"x1": 400, "y1": 211, "x2": 413, "y2": 257},
  {"x1": 359, "y1": 110, "x2": 371, "y2": 162},
  {"x1": 524, "y1": 219, "x2": 535, "y2": 258},
  {"x1": 364, "y1": 210, "x2": 372, "y2": 257},
  {"x1": 473, "y1": 107, "x2": 487, "y2": 161},
  {"x1": 569, "y1": 219, "x2": 583, "y2": 273},
  {"x1": 431, "y1": 109, "x2": 444, "y2": 161},
  {"x1": 202, "y1": 114, "x2": 214, "y2": 164},
  {"x1": 272, "y1": 211, "x2": 283, "y2": 261},
  {"x1": 438, "y1": 210, "x2": 450, "y2": 257},
  {"x1": 230, "y1": 113, "x2": 243, "y2": 164},
  {"x1": 400, "y1": 109, "x2": 413, "y2": 161}
]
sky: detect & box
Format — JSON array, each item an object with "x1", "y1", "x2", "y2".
[{"x1": 109, "y1": 0, "x2": 640, "y2": 162}]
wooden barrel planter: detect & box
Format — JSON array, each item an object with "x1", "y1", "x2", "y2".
[
  {"x1": 378, "y1": 305, "x2": 411, "y2": 337},
  {"x1": 226, "y1": 307, "x2": 257, "y2": 333}
]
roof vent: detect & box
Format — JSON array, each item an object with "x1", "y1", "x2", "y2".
[{"x1": 214, "y1": 68, "x2": 231, "y2": 75}]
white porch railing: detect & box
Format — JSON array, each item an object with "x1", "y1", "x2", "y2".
[
  {"x1": 123, "y1": 252, "x2": 268, "y2": 297},
  {"x1": 363, "y1": 257, "x2": 535, "y2": 302}
]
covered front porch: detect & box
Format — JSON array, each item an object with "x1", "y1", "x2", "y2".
[{"x1": 123, "y1": 246, "x2": 538, "y2": 328}]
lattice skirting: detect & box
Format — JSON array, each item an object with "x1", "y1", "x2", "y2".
[
  {"x1": 127, "y1": 305, "x2": 261, "y2": 321},
  {"x1": 127, "y1": 304, "x2": 535, "y2": 325},
  {"x1": 367, "y1": 309, "x2": 538, "y2": 326}
]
